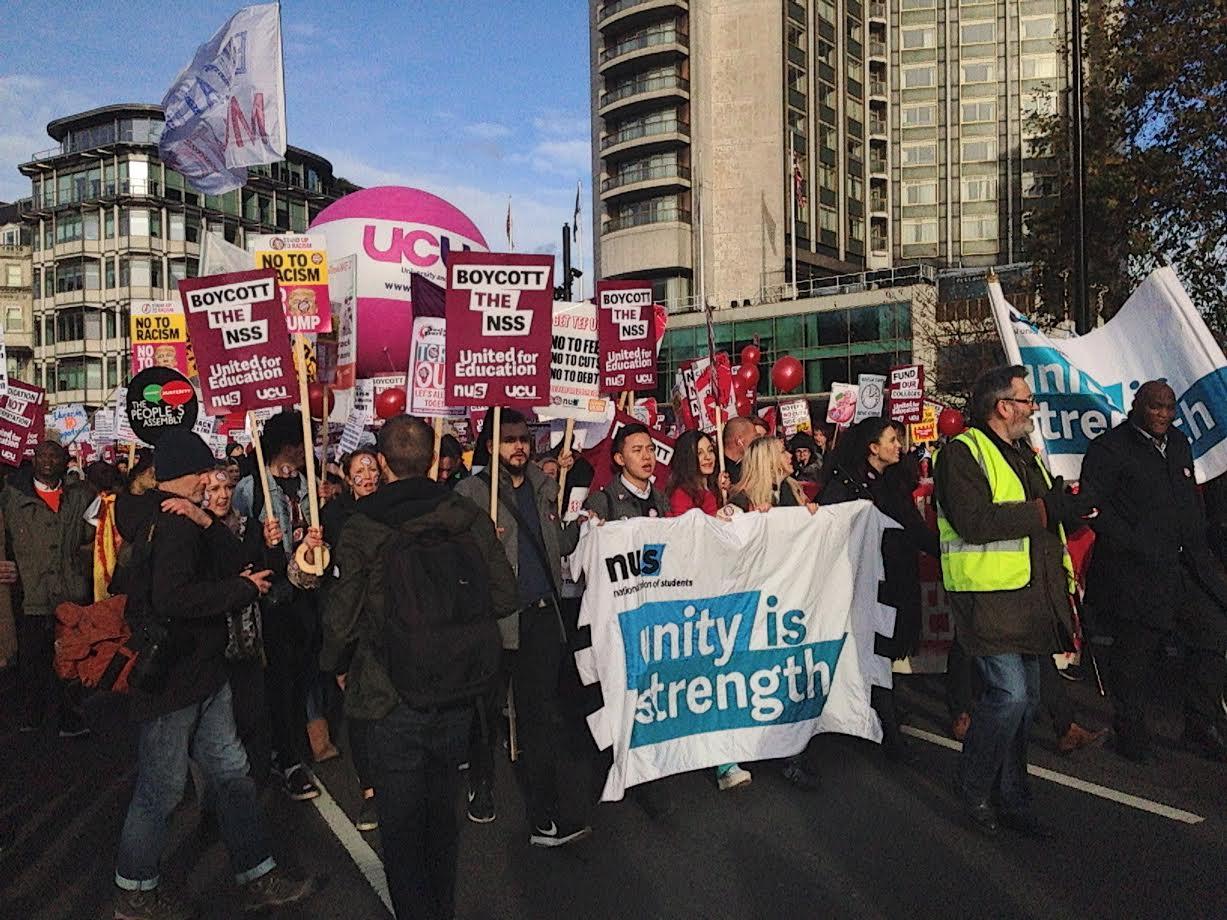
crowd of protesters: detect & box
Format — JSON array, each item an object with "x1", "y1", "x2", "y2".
[{"x1": 1, "y1": 364, "x2": 1225, "y2": 920}]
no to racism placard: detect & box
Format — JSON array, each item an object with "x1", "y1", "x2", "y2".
[
  {"x1": 249, "y1": 233, "x2": 332, "y2": 334},
  {"x1": 539, "y1": 301, "x2": 608, "y2": 421},
  {"x1": 0, "y1": 379, "x2": 46, "y2": 467},
  {"x1": 131, "y1": 301, "x2": 194, "y2": 376},
  {"x1": 444, "y1": 252, "x2": 553, "y2": 407},
  {"x1": 179, "y1": 269, "x2": 297, "y2": 416},
  {"x1": 596, "y1": 280, "x2": 656, "y2": 392}
]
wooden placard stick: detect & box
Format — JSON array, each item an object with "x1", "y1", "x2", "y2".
[{"x1": 293, "y1": 333, "x2": 329, "y2": 576}]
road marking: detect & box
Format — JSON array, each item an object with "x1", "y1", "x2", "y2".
[
  {"x1": 901, "y1": 725, "x2": 1206, "y2": 825},
  {"x1": 310, "y1": 776, "x2": 393, "y2": 915}
]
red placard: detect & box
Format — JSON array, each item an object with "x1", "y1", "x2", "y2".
[
  {"x1": 0, "y1": 379, "x2": 46, "y2": 467},
  {"x1": 889, "y1": 363, "x2": 925, "y2": 423},
  {"x1": 596, "y1": 280, "x2": 657, "y2": 393},
  {"x1": 444, "y1": 252, "x2": 554, "y2": 407},
  {"x1": 179, "y1": 270, "x2": 297, "y2": 417}
]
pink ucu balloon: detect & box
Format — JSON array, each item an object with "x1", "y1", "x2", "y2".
[{"x1": 311, "y1": 186, "x2": 489, "y2": 378}]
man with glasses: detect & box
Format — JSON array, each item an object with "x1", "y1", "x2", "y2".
[
  {"x1": 455, "y1": 409, "x2": 590, "y2": 847},
  {"x1": 934, "y1": 365, "x2": 1093, "y2": 837}
]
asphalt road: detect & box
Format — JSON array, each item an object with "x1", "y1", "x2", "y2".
[{"x1": 2, "y1": 661, "x2": 1224, "y2": 920}]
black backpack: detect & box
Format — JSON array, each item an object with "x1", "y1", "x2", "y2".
[{"x1": 380, "y1": 525, "x2": 501, "y2": 708}]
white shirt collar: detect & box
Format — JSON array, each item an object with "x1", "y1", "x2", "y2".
[{"x1": 620, "y1": 475, "x2": 651, "y2": 500}]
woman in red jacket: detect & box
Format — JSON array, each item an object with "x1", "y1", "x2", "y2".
[{"x1": 665, "y1": 430, "x2": 750, "y2": 791}]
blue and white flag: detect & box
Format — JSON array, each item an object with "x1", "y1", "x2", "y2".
[
  {"x1": 572, "y1": 503, "x2": 896, "y2": 800},
  {"x1": 989, "y1": 266, "x2": 1227, "y2": 483},
  {"x1": 159, "y1": 3, "x2": 287, "y2": 195}
]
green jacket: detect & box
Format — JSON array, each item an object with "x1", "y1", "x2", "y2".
[
  {"x1": 1, "y1": 472, "x2": 94, "y2": 616},
  {"x1": 320, "y1": 477, "x2": 517, "y2": 722}
]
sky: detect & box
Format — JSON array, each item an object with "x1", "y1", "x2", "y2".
[{"x1": 0, "y1": 0, "x2": 594, "y2": 274}]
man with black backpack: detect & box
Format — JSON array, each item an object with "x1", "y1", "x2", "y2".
[
  {"x1": 456, "y1": 409, "x2": 592, "y2": 848},
  {"x1": 322, "y1": 416, "x2": 517, "y2": 920}
]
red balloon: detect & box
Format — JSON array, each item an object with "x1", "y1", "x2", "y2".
[
  {"x1": 770, "y1": 355, "x2": 804, "y2": 394},
  {"x1": 374, "y1": 387, "x2": 406, "y2": 420},
  {"x1": 307, "y1": 382, "x2": 333, "y2": 420},
  {"x1": 937, "y1": 407, "x2": 967, "y2": 437},
  {"x1": 736, "y1": 363, "x2": 760, "y2": 389},
  {"x1": 740, "y1": 344, "x2": 762, "y2": 366}
]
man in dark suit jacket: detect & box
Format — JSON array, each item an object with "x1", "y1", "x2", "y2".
[{"x1": 1082, "y1": 381, "x2": 1227, "y2": 763}]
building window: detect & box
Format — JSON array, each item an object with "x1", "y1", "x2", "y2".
[
  {"x1": 104, "y1": 209, "x2": 115, "y2": 239},
  {"x1": 1023, "y1": 136, "x2": 1054, "y2": 158},
  {"x1": 847, "y1": 137, "x2": 864, "y2": 162},
  {"x1": 787, "y1": 21, "x2": 806, "y2": 54},
  {"x1": 55, "y1": 213, "x2": 84, "y2": 244},
  {"x1": 5, "y1": 307, "x2": 22, "y2": 332},
  {"x1": 960, "y1": 21, "x2": 995, "y2": 44},
  {"x1": 901, "y1": 27, "x2": 936, "y2": 50},
  {"x1": 901, "y1": 0, "x2": 936, "y2": 9},
  {"x1": 817, "y1": 38, "x2": 834, "y2": 66},
  {"x1": 901, "y1": 219, "x2": 939, "y2": 244},
  {"x1": 1022, "y1": 90, "x2": 1059, "y2": 119},
  {"x1": 962, "y1": 215, "x2": 999, "y2": 241},
  {"x1": 847, "y1": 16, "x2": 862, "y2": 45},
  {"x1": 902, "y1": 103, "x2": 937, "y2": 127},
  {"x1": 961, "y1": 100, "x2": 996, "y2": 123},
  {"x1": 788, "y1": 64, "x2": 807, "y2": 95},
  {"x1": 902, "y1": 65, "x2": 936, "y2": 89},
  {"x1": 961, "y1": 61, "x2": 994, "y2": 84},
  {"x1": 105, "y1": 258, "x2": 116, "y2": 288},
  {"x1": 1022, "y1": 173, "x2": 1058, "y2": 198},
  {"x1": 961, "y1": 138, "x2": 997, "y2": 162},
  {"x1": 903, "y1": 180, "x2": 938, "y2": 205},
  {"x1": 1021, "y1": 16, "x2": 1057, "y2": 40},
  {"x1": 1022, "y1": 54, "x2": 1059, "y2": 80},
  {"x1": 787, "y1": 109, "x2": 807, "y2": 138},
  {"x1": 5, "y1": 265, "x2": 20, "y2": 287},
  {"x1": 847, "y1": 174, "x2": 863, "y2": 201},
  {"x1": 902, "y1": 142, "x2": 937, "y2": 166},
  {"x1": 819, "y1": 207, "x2": 839, "y2": 234},
  {"x1": 849, "y1": 215, "x2": 864, "y2": 242},
  {"x1": 963, "y1": 175, "x2": 998, "y2": 201}
]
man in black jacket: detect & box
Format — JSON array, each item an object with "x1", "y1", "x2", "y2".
[
  {"x1": 113, "y1": 431, "x2": 317, "y2": 920},
  {"x1": 1082, "y1": 381, "x2": 1227, "y2": 763}
]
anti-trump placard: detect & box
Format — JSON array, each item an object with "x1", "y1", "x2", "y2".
[
  {"x1": 130, "y1": 300, "x2": 194, "y2": 376},
  {"x1": 179, "y1": 270, "x2": 297, "y2": 416},
  {"x1": 571, "y1": 503, "x2": 896, "y2": 800},
  {"x1": 248, "y1": 233, "x2": 332, "y2": 334},
  {"x1": 596, "y1": 280, "x2": 657, "y2": 393},
  {"x1": 444, "y1": 253, "x2": 553, "y2": 408}
]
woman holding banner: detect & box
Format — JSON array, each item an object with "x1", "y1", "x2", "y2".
[
  {"x1": 820, "y1": 418, "x2": 939, "y2": 761},
  {"x1": 667, "y1": 430, "x2": 751, "y2": 791}
]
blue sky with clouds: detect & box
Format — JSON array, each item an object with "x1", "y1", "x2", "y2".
[{"x1": 0, "y1": 0, "x2": 593, "y2": 269}]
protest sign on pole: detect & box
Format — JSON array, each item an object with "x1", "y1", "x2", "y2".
[
  {"x1": 854, "y1": 373, "x2": 887, "y2": 422},
  {"x1": 778, "y1": 398, "x2": 812, "y2": 437},
  {"x1": 676, "y1": 354, "x2": 737, "y2": 435},
  {"x1": 408, "y1": 316, "x2": 463, "y2": 418},
  {"x1": 988, "y1": 266, "x2": 1227, "y2": 482},
  {"x1": 909, "y1": 403, "x2": 938, "y2": 444},
  {"x1": 158, "y1": 2, "x2": 286, "y2": 195},
  {"x1": 179, "y1": 270, "x2": 296, "y2": 416},
  {"x1": 329, "y1": 255, "x2": 358, "y2": 390},
  {"x1": 888, "y1": 364, "x2": 924, "y2": 423},
  {"x1": 248, "y1": 233, "x2": 332, "y2": 334},
  {"x1": 0, "y1": 380, "x2": 46, "y2": 466},
  {"x1": 571, "y1": 502, "x2": 896, "y2": 800},
  {"x1": 444, "y1": 253, "x2": 554, "y2": 408},
  {"x1": 826, "y1": 382, "x2": 859, "y2": 428},
  {"x1": 92, "y1": 400, "x2": 116, "y2": 443},
  {"x1": 596, "y1": 280, "x2": 656, "y2": 392},
  {"x1": 131, "y1": 301, "x2": 194, "y2": 376},
  {"x1": 50, "y1": 404, "x2": 90, "y2": 445},
  {"x1": 125, "y1": 367, "x2": 199, "y2": 445},
  {"x1": 538, "y1": 301, "x2": 608, "y2": 421}
]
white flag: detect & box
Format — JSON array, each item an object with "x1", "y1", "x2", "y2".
[
  {"x1": 988, "y1": 266, "x2": 1227, "y2": 483},
  {"x1": 159, "y1": 2, "x2": 287, "y2": 195},
  {"x1": 200, "y1": 231, "x2": 253, "y2": 275}
]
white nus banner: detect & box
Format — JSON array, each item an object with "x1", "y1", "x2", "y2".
[
  {"x1": 989, "y1": 266, "x2": 1227, "y2": 483},
  {"x1": 571, "y1": 502, "x2": 897, "y2": 800}
]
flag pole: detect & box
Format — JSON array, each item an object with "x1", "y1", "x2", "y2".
[{"x1": 790, "y1": 133, "x2": 798, "y2": 300}]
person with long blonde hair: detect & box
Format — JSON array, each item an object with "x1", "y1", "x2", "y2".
[{"x1": 729, "y1": 436, "x2": 808, "y2": 512}]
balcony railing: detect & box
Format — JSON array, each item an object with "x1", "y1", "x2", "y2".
[
  {"x1": 870, "y1": 195, "x2": 888, "y2": 211},
  {"x1": 600, "y1": 28, "x2": 687, "y2": 64},
  {"x1": 601, "y1": 73, "x2": 690, "y2": 108},
  {"x1": 603, "y1": 207, "x2": 691, "y2": 233},
  {"x1": 870, "y1": 79, "x2": 888, "y2": 97},
  {"x1": 869, "y1": 40, "x2": 888, "y2": 58},
  {"x1": 602, "y1": 163, "x2": 692, "y2": 193},
  {"x1": 34, "y1": 179, "x2": 164, "y2": 210},
  {"x1": 870, "y1": 155, "x2": 888, "y2": 173},
  {"x1": 601, "y1": 119, "x2": 689, "y2": 149},
  {"x1": 599, "y1": 0, "x2": 655, "y2": 19},
  {"x1": 869, "y1": 117, "x2": 888, "y2": 135}
]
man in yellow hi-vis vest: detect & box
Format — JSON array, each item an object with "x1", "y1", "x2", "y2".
[{"x1": 934, "y1": 365, "x2": 1094, "y2": 838}]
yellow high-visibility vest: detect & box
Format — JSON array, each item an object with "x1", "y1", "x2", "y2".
[{"x1": 936, "y1": 428, "x2": 1076, "y2": 593}]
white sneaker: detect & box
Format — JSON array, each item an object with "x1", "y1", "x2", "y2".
[{"x1": 717, "y1": 765, "x2": 752, "y2": 791}]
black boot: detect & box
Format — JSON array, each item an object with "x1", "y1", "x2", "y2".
[{"x1": 872, "y1": 685, "x2": 915, "y2": 764}]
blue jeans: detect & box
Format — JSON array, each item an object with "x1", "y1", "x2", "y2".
[
  {"x1": 116, "y1": 683, "x2": 275, "y2": 890},
  {"x1": 369, "y1": 701, "x2": 472, "y2": 920},
  {"x1": 956, "y1": 654, "x2": 1040, "y2": 814}
]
